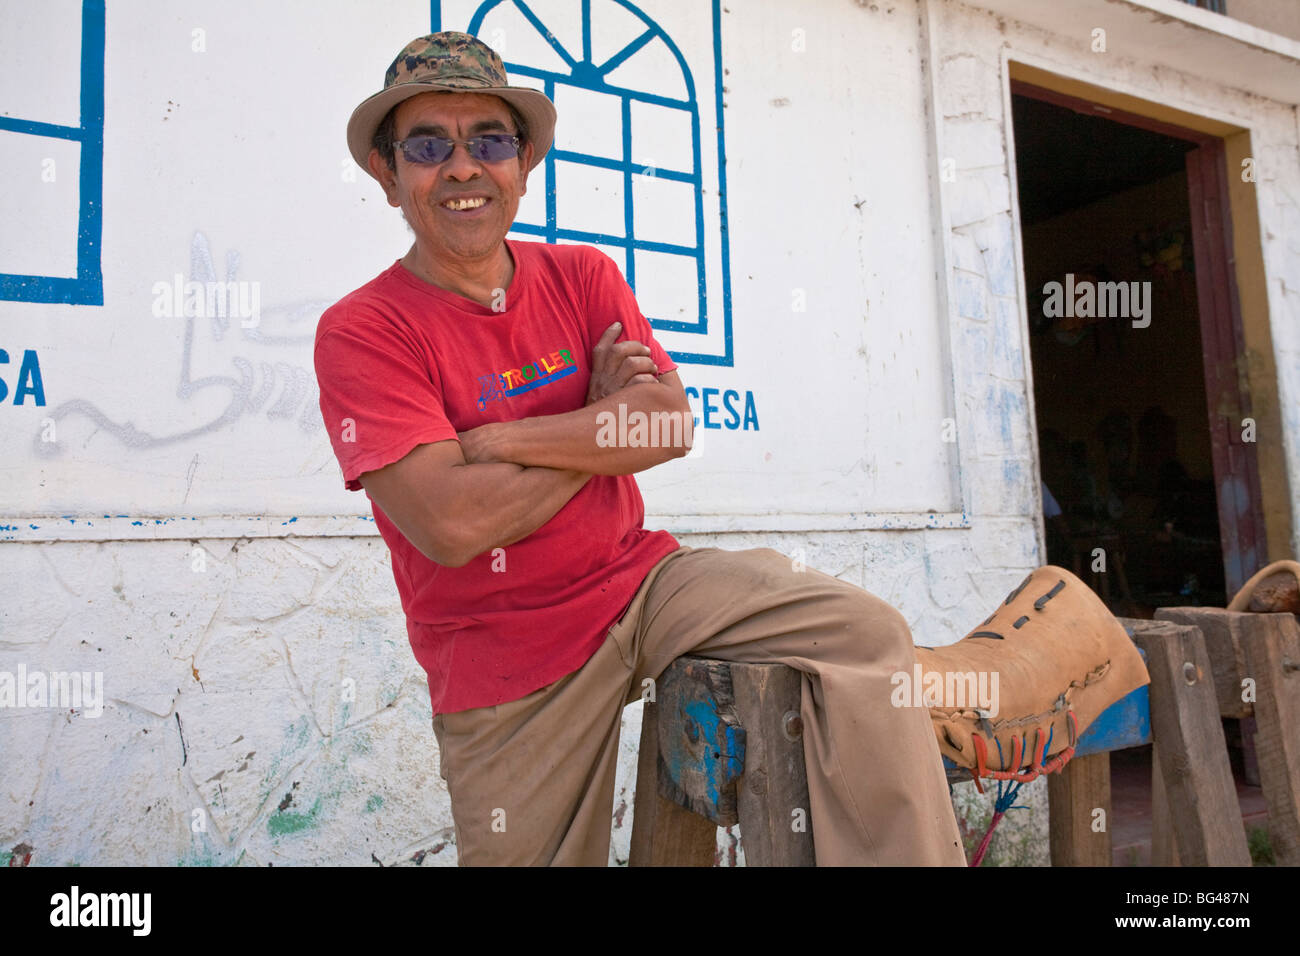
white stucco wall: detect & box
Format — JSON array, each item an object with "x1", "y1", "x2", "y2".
[{"x1": 2, "y1": 0, "x2": 1296, "y2": 866}]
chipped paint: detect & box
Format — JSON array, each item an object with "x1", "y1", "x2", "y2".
[
  {"x1": 268, "y1": 795, "x2": 324, "y2": 836},
  {"x1": 7, "y1": 842, "x2": 34, "y2": 867}
]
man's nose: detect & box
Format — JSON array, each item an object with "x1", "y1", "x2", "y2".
[{"x1": 441, "y1": 142, "x2": 483, "y2": 179}]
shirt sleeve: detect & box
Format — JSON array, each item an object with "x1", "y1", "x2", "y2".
[
  {"x1": 582, "y1": 248, "x2": 678, "y2": 377},
  {"x1": 314, "y1": 318, "x2": 459, "y2": 491}
]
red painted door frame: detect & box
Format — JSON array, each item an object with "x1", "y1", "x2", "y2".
[{"x1": 1010, "y1": 79, "x2": 1267, "y2": 595}]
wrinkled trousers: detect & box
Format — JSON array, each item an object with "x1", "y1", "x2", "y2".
[{"x1": 431, "y1": 546, "x2": 967, "y2": 866}]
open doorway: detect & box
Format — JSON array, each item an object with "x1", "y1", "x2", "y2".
[
  {"x1": 1010, "y1": 83, "x2": 1267, "y2": 615},
  {"x1": 1008, "y1": 78, "x2": 1278, "y2": 864}
]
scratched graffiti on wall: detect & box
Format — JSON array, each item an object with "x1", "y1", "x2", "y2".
[{"x1": 33, "y1": 231, "x2": 326, "y2": 462}]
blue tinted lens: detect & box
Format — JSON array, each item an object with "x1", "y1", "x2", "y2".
[
  {"x1": 470, "y1": 135, "x2": 519, "y2": 161},
  {"x1": 403, "y1": 137, "x2": 454, "y2": 164}
]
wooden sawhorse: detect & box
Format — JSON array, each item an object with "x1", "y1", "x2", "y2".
[{"x1": 628, "y1": 612, "x2": 1299, "y2": 865}]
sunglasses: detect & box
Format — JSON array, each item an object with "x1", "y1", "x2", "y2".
[{"x1": 393, "y1": 133, "x2": 521, "y2": 165}]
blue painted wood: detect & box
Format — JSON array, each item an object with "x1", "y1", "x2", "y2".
[
  {"x1": 1072, "y1": 636, "x2": 1152, "y2": 755},
  {"x1": 655, "y1": 657, "x2": 747, "y2": 824},
  {"x1": 1075, "y1": 685, "x2": 1152, "y2": 756},
  {"x1": 669, "y1": 698, "x2": 746, "y2": 809}
]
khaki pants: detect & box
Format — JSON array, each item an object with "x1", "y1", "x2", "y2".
[{"x1": 431, "y1": 546, "x2": 967, "y2": 866}]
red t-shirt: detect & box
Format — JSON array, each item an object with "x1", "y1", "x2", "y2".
[{"x1": 313, "y1": 239, "x2": 681, "y2": 715}]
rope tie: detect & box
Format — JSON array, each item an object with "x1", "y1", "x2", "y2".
[{"x1": 968, "y1": 711, "x2": 1079, "y2": 866}]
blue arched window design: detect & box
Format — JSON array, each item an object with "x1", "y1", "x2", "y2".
[
  {"x1": 439, "y1": 0, "x2": 733, "y2": 366},
  {"x1": 0, "y1": 0, "x2": 104, "y2": 306}
]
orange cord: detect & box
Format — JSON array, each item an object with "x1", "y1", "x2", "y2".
[{"x1": 967, "y1": 711, "x2": 1080, "y2": 786}]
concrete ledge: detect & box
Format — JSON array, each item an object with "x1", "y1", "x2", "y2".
[
  {"x1": 0, "y1": 510, "x2": 975, "y2": 542},
  {"x1": 967, "y1": 0, "x2": 1300, "y2": 104}
]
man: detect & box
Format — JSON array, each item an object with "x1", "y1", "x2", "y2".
[{"x1": 315, "y1": 31, "x2": 966, "y2": 866}]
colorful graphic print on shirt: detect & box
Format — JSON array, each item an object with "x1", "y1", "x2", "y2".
[{"x1": 476, "y1": 345, "x2": 578, "y2": 409}]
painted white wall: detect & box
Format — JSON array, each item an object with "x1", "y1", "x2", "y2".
[
  {"x1": 1, "y1": 0, "x2": 1297, "y2": 865},
  {"x1": 0, "y1": 0, "x2": 961, "y2": 524}
]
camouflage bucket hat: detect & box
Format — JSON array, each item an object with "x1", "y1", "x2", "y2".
[{"x1": 346, "y1": 31, "x2": 556, "y2": 176}]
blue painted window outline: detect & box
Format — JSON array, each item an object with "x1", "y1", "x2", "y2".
[
  {"x1": 0, "y1": 0, "x2": 105, "y2": 306},
  {"x1": 435, "y1": 0, "x2": 733, "y2": 366}
]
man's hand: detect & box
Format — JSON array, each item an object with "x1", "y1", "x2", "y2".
[
  {"x1": 457, "y1": 421, "x2": 505, "y2": 465},
  {"x1": 586, "y1": 321, "x2": 659, "y2": 405}
]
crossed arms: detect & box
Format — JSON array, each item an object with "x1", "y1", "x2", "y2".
[{"x1": 359, "y1": 323, "x2": 692, "y2": 567}]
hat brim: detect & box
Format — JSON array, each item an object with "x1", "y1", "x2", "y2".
[{"x1": 346, "y1": 82, "x2": 556, "y2": 177}]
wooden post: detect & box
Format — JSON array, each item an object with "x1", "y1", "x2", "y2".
[
  {"x1": 729, "y1": 662, "x2": 815, "y2": 866},
  {"x1": 1150, "y1": 748, "x2": 1181, "y2": 865},
  {"x1": 1048, "y1": 752, "x2": 1112, "y2": 865},
  {"x1": 1131, "y1": 620, "x2": 1251, "y2": 865},
  {"x1": 1237, "y1": 613, "x2": 1300, "y2": 865},
  {"x1": 628, "y1": 700, "x2": 717, "y2": 866},
  {"x1": 1153, "y1": 607, "x2": 1252, "y2": 718},
  {"x1": 629, "y1": 658, "x2": 818, "y2": 866},
  {"x1": 1240, "y1": 716, "x2": 1261, "y2": 787}
]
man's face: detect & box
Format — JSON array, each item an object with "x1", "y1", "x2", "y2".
[{"x1": 370, "y1": 91, "x2": 534, "y2": 265}]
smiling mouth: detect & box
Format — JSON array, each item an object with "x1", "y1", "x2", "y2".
[{"x1": 443, "y1": 197, "x2": 488, "y2": 211}]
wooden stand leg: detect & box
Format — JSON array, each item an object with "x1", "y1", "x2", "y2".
[
  {"x1": 1239, "y1": 614, "x2": 1300, "y2": 866},
  {"x1": 729, "y1": 662, "x2": 815, "y2": 866},
  {"x1": 1241, "y1": 716, "x2": 1261, "y2": 787},
  {"x1": 1049, "y1": 752, "x2": 1112, "y2": 865},
  {"x1": 1151, "y1": 747, "x2": 1181, "y2": 865},
  {"x1": 1132, "y1": 621, "x2": 1251, "y2": 865},
  {"x1": 628, "y1": 701, "x2": 717, "y2": 866}
]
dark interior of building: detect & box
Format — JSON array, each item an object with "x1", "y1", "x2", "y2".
[
  {"x1": 1013, "y1": 93, "x2": 1227, "y2": 614},
  {"x1": 1009, "y1": 92, "x2": 1275, "y2": 863}
]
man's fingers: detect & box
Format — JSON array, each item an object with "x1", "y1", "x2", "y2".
[
  {"x1": 592, "y1": 330, "x2": 650, "y2": 382},
  {"x1": 588, "y1": 324, "x2": 658, "y2": 403},
  {"x1": 593, "y1": 326, "x2": 651, "y2": 363},
  {"x1": 615, "y1": 355, "x2": 659, "y2": 382},
  {"x1": 609, "y1": 340, "x2": 652, "y2": 358},
  {"x1": 590, "y1": 322, "x2": 628, "y2": 378},
  {"x1": 592, "y1": 322, "x2": 622, "y2": 368}
]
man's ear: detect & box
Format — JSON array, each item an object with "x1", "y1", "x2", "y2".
[
  {"x1": 367, "y1": 148, "x2": 401, "y2": 207},
  {"x1": 518, "y1": 140, "x2": 535, "y2": 195}
]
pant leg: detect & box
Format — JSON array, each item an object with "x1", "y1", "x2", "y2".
[
  {"x1": 431, "y1": 630, "x2": 635, "y2": 866},
  {"x1": 610, "y1": 546, "x2": 966, "y2": 866},
  {"x1": 429, "y1": 546, "x2": 708, "y2": 866}
]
